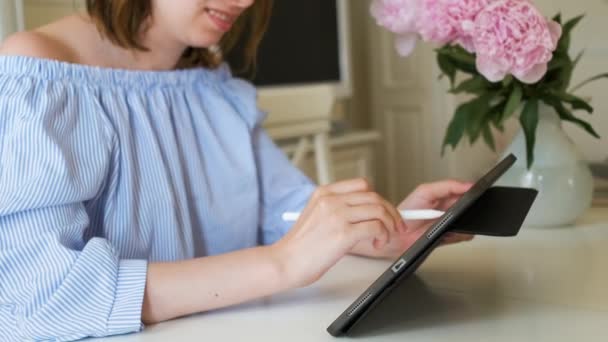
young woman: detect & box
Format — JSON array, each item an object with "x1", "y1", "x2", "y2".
[{"x1": 0, "y1": 0, "x2": 472, "y2": 340}]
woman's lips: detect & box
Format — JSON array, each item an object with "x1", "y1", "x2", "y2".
[{"x1": 205, "y1": 8, "x2": 236, "y2": 32}]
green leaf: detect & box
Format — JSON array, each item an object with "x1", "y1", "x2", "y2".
[
  {"x1": 442, "y1": 94, "x2": 495, "y2": 153},
  {"x1": 572, "y1": 49, "x2": 585, "y2": 70},
  {"x1": 552, "y1": 13, "x2": 562, "y2": 24},
  {"x1": 450, "y1": 46, "x2": 476, "y2": 65},
  {"x1": 542, "y1": 51, "x2": 571, "y2": 90},
  {"x1": 556, "y1": 32, "x2": 571, "y2": 54},
  {"x1": 450, "y1": 76, "x2": 488, "y2": 94},
  {"x1": 546, "y1": 100, "x2": 601, "y2": 139},
  {"x1": 558, "y1": 62, "x2": 575, "y2": 92},
  {"x1": 494, "y1": 122, "x2": 505, "y2": 132},
  {"x1": 570, "y1": 73, "x2": 608, "y2": 93},
  {"x1": 489, "y1": 99, "x2": 507, "y2": 131},
  {"x1": 563, "y1": 14, "x2": 585, "y2": 37},
  {"x1": 467, "y1": 108, "x2": 486, "y2": 144},
  {"x1": 547, "y1": 57, "x2": 569, "y2": 71},
  {"x1": 437, "y1": 53, "x2": 457, "y2": 86},
  {"x1": 437, "y1": 45, "x2": 476, "y2": 66},
  {"x1": 503, "y1": 84, "x2": 523, "y2": 120},
  {"x1": 550, "y1": 91, "x2": 594, "y2": 113},
  {"x1": 436, "y1": 46, "x2": 478, "y2": 75},
  {"x1": 552, "y1": 61, "x2": 574, "y2": 92},
  {"x1": 482, "y1": 124, "x2": 496, "y2": 152},
  {"x1": 519, "y1": 99, "x2": 540, "y2": 169},
  {"x1": 442, "y1": 101, "x2": 470, "y2": 154},
  {"x1": 557, "y1": 15, "x2": 584, "y2": 53},
  {"x1": 466, "y1": 94, "x2": 493, "y2": 144},
  {"x1": 450, "y1": 59, "x2": 479, "y2": 75}
]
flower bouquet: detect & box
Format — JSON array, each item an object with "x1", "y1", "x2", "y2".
[{"x1": 370, "y1": 0, "x2": 607, "y2": 169}]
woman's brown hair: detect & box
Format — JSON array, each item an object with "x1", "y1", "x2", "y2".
[{"x1": 85, "y1": 0, "x2": 273, "y2": 73}]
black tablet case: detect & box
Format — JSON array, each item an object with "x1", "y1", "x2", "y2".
[
  {"x1": 448, "y1": 186, "x2": 538, "y2": 237},
  {"x1": 333, "y1": 185, "x2": 538, "y2": 337}
]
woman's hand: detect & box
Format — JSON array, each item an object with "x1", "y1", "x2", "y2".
[
  {"x1": 350, "y1": 180, "x2": 475, "y2": 259},
  {"x1": 270, "y1": 178, "x2": 406, "y2": 288}
]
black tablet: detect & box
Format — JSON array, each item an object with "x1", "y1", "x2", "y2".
[{"x1": 327, "y1": 154, "x2": 519, "y2": 337}]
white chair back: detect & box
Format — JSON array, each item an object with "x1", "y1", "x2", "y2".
[{"x1": 259, "y1": 84, "x2": 336, "y2": 185}]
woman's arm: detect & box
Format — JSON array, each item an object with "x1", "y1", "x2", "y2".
[
  {"x1": 142, "y1": 245, "x2": 283, "y2": 324},
  {"x1": 0, "y1": 69, "x2": 147, "y2": 340},
  {"x1": 142, "y1": 179, "x2": 405, "y2": 324}
]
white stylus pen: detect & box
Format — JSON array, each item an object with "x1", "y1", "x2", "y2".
[{"x1": 281, "y1": 209, "x2": 445, "y2": 222}]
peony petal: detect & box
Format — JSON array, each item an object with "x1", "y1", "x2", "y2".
[
  {"x1": 513, "y1": 63, "x2": 548, "y2": 84},
  {"x1": 369, "y1": 0, "x2": 383, "y2": 20},
  {"x1": 456, "y1": 36, "x2": 477, "y2": 53},
  {"x1": 547, "y1": 20, "x2": 563, "y2": 48},
  {"x1": 469, "y1": 0, "x2": 561, "y2": 84},
  {"x1": 476, "y1": 55, "x2": 508, "y2": 82},
  {"x1": 394, "y1": 33, "x2": 418, "y2": 56},
  {"x1": 461, "y1": 20, "x2": 475, "y2": 34}
]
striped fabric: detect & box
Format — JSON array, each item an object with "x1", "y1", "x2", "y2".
[{"x1": 0, "y1": 56, "x2": 316, "y2": 341}]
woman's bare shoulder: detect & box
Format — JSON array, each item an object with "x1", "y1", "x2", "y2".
[{"x1": 0, "y1": 17, "x2": 81, "y2": 63}]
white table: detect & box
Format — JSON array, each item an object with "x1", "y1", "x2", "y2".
[{"x1": 102, "y1": 208, "x2": 608, "y2": 341}]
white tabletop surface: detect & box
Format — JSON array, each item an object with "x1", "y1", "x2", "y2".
[{"x1": 102, "y1": 208, "x2": 608, "y2": 342}]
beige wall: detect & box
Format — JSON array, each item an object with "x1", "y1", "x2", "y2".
[
  {"x1": 24, "y1": 0, "x2": 83, "y2": 30},
  {"x1": 344, "y1": 1, "x2": 372, "y2": 130}
]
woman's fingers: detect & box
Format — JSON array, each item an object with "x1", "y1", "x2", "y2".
[
  {"x1": 437, "y1": 195, "x2": 461, "y2": 211},
  {"x1": 322, "y1": 178, "x2": 373, "y2": 195},
  {"x1": 337, "y1": 192, "x2": 405, "y2": 233},
  {"x1": 339, "y1": 203, "x2": 397, "y2": 235},
  {"x1": 398, "y1": 181, "x2": 462, "y2": 210},
  {"x1": 351, "y1": 220, "x2": 388, "y2": 249},
  {"x1": 401, "y1": 180, "x2": 472, "y2": 209},
  {"x1": 306, "y1": 179, "x2": 375, "y2": 219},
  {"x1": 421, "y1": 180, "x2": 472, "y2": 198},
  {"x1": 303, "y1": 179, "x2": 373, "y2": 221},
  {"x1": 308, "y1": 185, "x2": 398, "y2": 246},
  {"x1": 307, "y1": 179, "x2": 476, "y2": 255}
]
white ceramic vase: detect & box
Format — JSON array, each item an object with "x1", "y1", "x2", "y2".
[{"x1": 496, "y1": 103, "x2": 594, "y2": 227}]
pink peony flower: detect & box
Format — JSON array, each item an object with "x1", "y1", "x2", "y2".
[
  {"x1": 370, "y1": 0, "x2": 419, "y2": 33},
  {"x1": 417, "y1": 0, "x2": 492, "y2": 52},
  {"x1": 393, "y1": 33, "x2": 419, "y2": 56},
  {"x1": 471, "y1": 0, "x2": 562, "y2": 83},
  {"x1": 370, "y1": 0, "x2": 421, "y2": 56},
  {"x1": 371, "y1": 0, "x2": 491, "y2": 55}
]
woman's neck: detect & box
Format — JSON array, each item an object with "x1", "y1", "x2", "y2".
[
  {"x1": 33, "y1": 15, "x2": 190, "y2": 71},
  {"x1": 126, "y1": 17, "x2": 188, "y2": 71}
]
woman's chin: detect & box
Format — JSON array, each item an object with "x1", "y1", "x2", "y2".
[{"x1": 187, "y1": 34, "x2": 223, "y2": 50}]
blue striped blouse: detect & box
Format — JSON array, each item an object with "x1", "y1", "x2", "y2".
[{"x1": 0, "y1": 56, "x2": 316, "y2": 341}]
